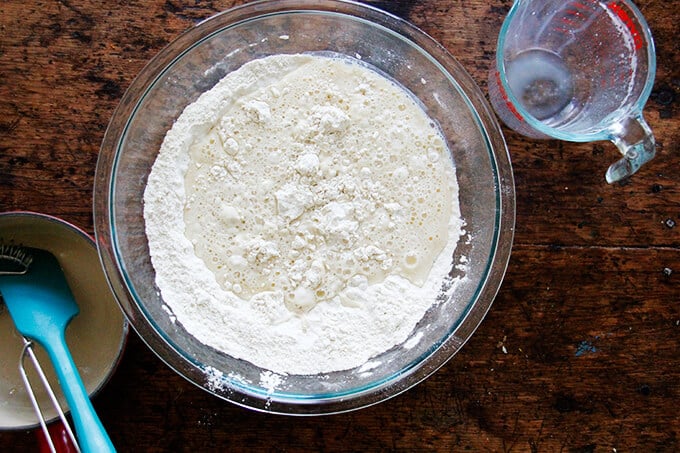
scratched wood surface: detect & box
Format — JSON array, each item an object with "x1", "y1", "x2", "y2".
[{"x1": 1, "y1": 0, "x2": 678, "y2": 451}]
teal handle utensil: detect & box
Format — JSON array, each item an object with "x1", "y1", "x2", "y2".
[{"x1": 0, "y1": 247, "x2": 116, "y2": 453}]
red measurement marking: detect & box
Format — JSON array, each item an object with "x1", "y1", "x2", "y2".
[
  {"x1": 557, "y1": 2, "x2": 597, "y2": 34},
  {"x1": 560, "y1": 17, "x2": 578, "y2": 27},
  {"x1": 553, "y1": 26, "x2": 571, "y2": 35},
  {"x1": 573, "y1": 1, "x2": 599, "y2": 13},
  {"x1": 566, "y1": 8, "x2": 583, "y2": 18},
  {"x1": 495, "y1": 69, "x2": 524, "y2": 122},
  {"x1": 607, "y1": 1, "x2": 643, "y2": 50}
]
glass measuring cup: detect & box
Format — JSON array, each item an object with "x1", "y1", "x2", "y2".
[{"x1": 488, "y1": 0, "x2": 657, "y2": 183}]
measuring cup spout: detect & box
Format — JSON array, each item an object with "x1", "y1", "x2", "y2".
[{"x1": 605, "y1": 114, "x2": 655, "y2": 183}]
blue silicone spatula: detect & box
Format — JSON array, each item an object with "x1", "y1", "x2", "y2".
[{"x1": 0, "y1": 246, "x2": 115, "y2": 453}]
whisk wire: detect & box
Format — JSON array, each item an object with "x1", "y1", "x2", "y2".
[
  {"x1": 19, "y1": 338, "x2": 81, "y2": 453},
  {"x1": 0, "y1": 244, "x2": 33, "y2": 275}
]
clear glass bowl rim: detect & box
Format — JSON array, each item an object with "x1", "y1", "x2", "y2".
[{"x1": 94, "y1": 0, "x2": 515, "y2": 415}]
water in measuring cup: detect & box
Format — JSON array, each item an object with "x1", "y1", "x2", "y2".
[{"x1": 505, "y1": 49, "x2": 575, "y2": 123}]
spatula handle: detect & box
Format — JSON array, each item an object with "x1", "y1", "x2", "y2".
[{"x1": 44, "y1": 330, "x2": 116, "y2": 453}]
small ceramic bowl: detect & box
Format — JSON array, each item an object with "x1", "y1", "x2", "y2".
[{"x1": 0, "y1": 212, "x2": 128, "y2": 430}]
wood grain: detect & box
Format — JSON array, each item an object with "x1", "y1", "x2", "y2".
[{"x1": 1, "y1": 0, "x2": 678, "y2": 451}]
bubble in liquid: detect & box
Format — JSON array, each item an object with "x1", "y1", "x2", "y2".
[{"x1": 404, "y1": 253, "x2": 418, "y2": 268}]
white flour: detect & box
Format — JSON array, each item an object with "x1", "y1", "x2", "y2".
[{"x1": 144, "y1": 54, "x2": 464, "y2": 375}]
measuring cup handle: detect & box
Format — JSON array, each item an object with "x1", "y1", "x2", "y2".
[{"x1": 605, "y1": 114, "x2": 656, "y2": 183}]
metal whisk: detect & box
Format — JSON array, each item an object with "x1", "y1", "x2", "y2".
[
  {"x1": 0, "y1": 251, "x2": 80, "y2": 452},
  {"x1": 18, "y1": 333, "x2": 81, "y2": 453},
  {"x1": 0, "y1": 244, "x2": 115, "y2": 452}
]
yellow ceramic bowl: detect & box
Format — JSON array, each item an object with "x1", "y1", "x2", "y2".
[{"x1": 0, "y1": 212, "x2": 128, "y2": 430}]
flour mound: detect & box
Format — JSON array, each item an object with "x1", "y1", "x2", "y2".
[{"x1": 144, "y1": 54, "x2": 464, "y2": 375}]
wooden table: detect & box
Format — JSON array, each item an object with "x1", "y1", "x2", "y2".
[{"x1": 1, "y1": 1, "x2": 678, "y2": 451}]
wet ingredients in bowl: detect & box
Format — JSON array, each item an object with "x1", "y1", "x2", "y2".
[{"x1": 143, "y1": 53, "x2": 465, "y2": 375}]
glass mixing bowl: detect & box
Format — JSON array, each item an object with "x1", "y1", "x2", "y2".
[{"x1": 94, "y1": 0, "x2": 515, "y2": 414}]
